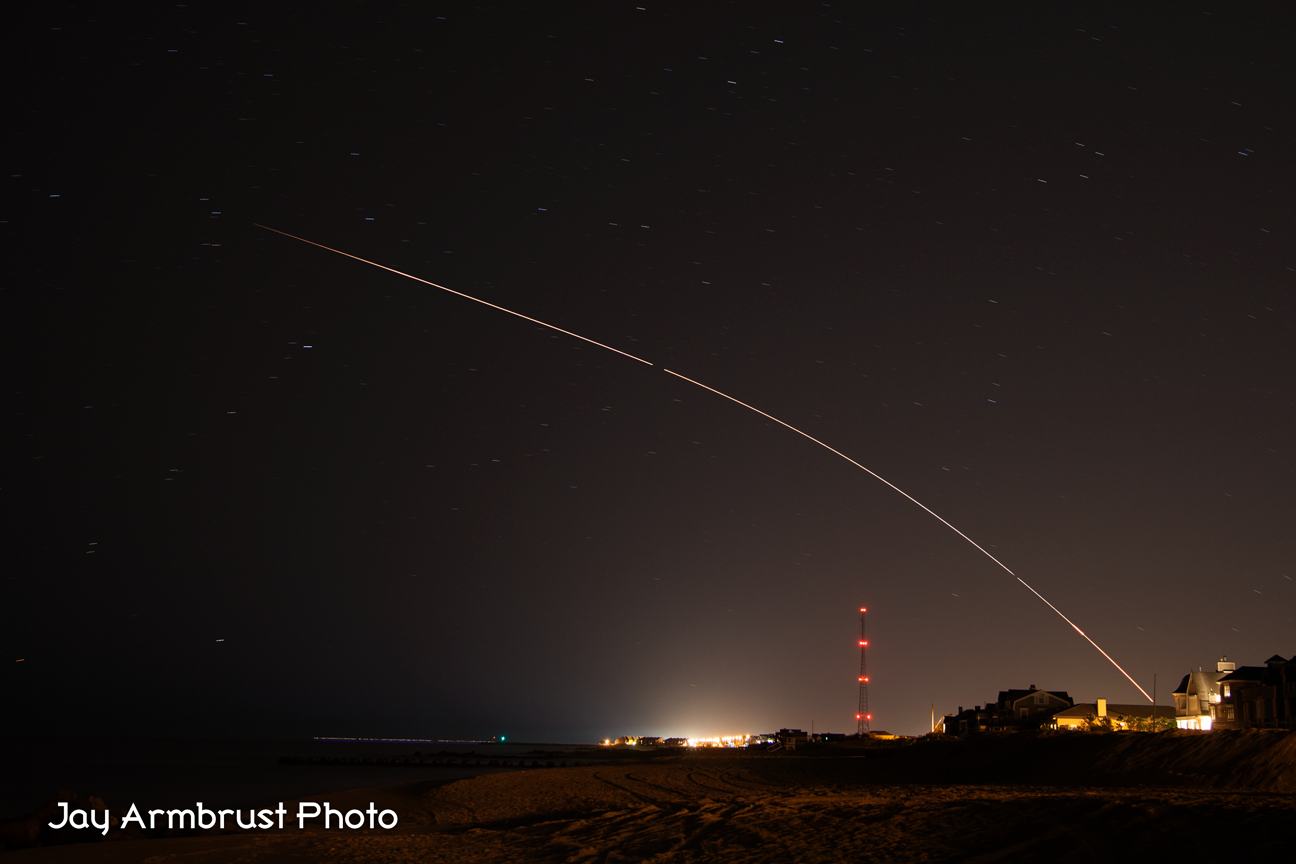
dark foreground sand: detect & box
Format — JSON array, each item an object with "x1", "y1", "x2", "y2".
[{"x1": 6, "y1": 732, "x2": 1294, "y2": 862}]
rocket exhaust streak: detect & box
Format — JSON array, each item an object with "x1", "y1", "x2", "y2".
[
  {"x1": 1014, "y1": 578, "x2": 1152, "y2": 701},
  {"x1": 665, "y1": 369, "x2": 1153, "y2": 704},
  {"x1": 662, "y1": 369, "x2": 1017, "y2": 573},
  {"x1": 256, "y1": 223, "x2": 1153, "y2": 703},
  {"x1": 253, "y1": 225, "x2": 654, "y2": 366}
]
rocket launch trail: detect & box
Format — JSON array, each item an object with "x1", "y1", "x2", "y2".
[
  {"x1": 663, "y1": 368, "x2": 1152, "y2": 702},
  {"x1": 255, "y1": 223, "x2": 1154, "y2": 703},
  {"x1": 254, "y1": 225, "x2": 653, "y2": 366}
]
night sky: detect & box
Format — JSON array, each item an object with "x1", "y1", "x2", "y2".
[{"x1": 9, "y1": 3, "x2": 1294, "y2": 742}]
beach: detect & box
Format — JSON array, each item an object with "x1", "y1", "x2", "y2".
[{"x1": 4, "y1": 732, "x2": 1293, "y2": 861}]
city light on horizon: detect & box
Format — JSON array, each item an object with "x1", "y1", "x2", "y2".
[{"x1": 603, "y1": 734, "x2": 766, "y2": 748}]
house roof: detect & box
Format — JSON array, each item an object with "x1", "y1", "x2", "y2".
[
  {"x1": 997, "y1": 689, "x2": 1071, "y2": 706},
  {"x1": 1172, "y1": 669, "x2": 1226, "y2": 698},
  {"x1": 1218, "y1": 666, "x2": 1266, "y2": 683}
]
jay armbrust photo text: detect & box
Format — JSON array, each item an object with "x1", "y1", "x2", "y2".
[{"x1": 46, "y1": 800, "x2": 400, "y2": 834}]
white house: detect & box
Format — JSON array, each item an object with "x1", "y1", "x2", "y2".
[{"x1": 1171, "y1": 657, "x2": 1234, "y2": 730}]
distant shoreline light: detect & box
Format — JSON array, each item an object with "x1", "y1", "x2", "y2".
[{"x1": 604, "y1": 734, "x2": 769, "y2": 748}]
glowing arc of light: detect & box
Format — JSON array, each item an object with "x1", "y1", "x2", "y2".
[
  {"x1": 662, "y1": 369, "x2": 1015, "y2": 571},
  {"x1": 1014, "y1": 578, "x2": 1151, "y2": 700},
  {"x1": 252, "y1": 225, "x2": 653, "y2": 366},
  {"x1": 255, "y1": 223, "x2": 1153, "y2": 703},
  {"x1": 663, "y1": 371, "x2": 1152, "y2": 704}
]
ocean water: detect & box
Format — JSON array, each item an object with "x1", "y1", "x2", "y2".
[{"x1": 1, "y1": 737, "x2": 590, "y2": 819}]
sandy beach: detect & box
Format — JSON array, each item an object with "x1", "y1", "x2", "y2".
[{"x1": 6, "y1": 731, "x2": 1295, "y2": 862}]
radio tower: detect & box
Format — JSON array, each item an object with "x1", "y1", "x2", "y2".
[{"x1": 856, "y1": 607, "x2": 871, "y2": 735}]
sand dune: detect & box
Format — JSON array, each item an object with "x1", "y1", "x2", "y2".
[
  {"x1": 299, "y1": 759, "x2": 1291, "y2": 862},
  {"x1": 6, "y1": 732, "x2": 1293, "y2": 862}
]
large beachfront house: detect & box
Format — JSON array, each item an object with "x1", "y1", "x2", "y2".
[
  {"x1": 1171, "y1": 657, "x2": 1233, "y2": 730},
  {"x1": 1172, "y1": 654, "x2": 1296, "y2": 730},
  {"x1": 1213, "y1": 654, "x2": 1295, "y2": 730}
]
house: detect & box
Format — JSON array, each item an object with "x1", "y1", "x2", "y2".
[
  {"x1": 1171, "y1": 657, "x2": 1232, "y2": 730},
  {"x1": 942, "y1": 685, "x2": 1073, "y2": 735},
  {"x1": 996, "y1": 685, "x2": 1073, "y2": 724},
  {"x1": 775, "y1": 728, "x2": 809, "y2": 748},
  {"x1": 944, "y1": 705, "x2": 991, "y2": 736},
  {"x1": 1215, "y1": 654, "x2": 1295, "y2": 730},
  {"x1": 1053, "y1": 698, "x2": 1173, "y2": 730},
  {"x1": 762, "y1": 729, "x2": 811, "y2": 749}
]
